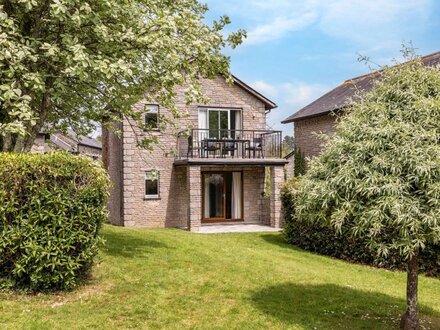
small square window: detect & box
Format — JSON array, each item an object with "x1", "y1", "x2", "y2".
[
  {"x1": 144, "y1": 105, "x2": 159, "y2": 130},
  {"x1": 145, "y1": 170, "x2": 160, "y2": 199}
]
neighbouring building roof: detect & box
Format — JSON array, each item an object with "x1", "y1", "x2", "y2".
[
  {"x1": 282, "y1": 51, "x2": 440, "y2": 124},
  {"x1": 39, "y1": 126, "x2": 101, "y2": 150},
  {"x1": 232, "y1": 74, "x2": 278, "y2": 110},
  {"x1": 66, "y1": 129, "x2": 102, "y2": 149},
  {"x1": 46, "y1": 129, "x2": 101, "y2": 152}
]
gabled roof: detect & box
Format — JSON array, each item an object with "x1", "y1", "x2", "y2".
[
  {"x1": 49, "y1": 129, "x2": 102, "y2": 151},
  {"x1": 66, "y1": 129, "x2": 102, "y2": 149},
  {"x1": 39, "y1": 125, "x2": 102, "y2": 149},
  {"x1": 232, "y1": 74, "x2": 278, "y2": 110},
  {"x1": 282, "y1": 51, "x2": 440, "y2": 124}
]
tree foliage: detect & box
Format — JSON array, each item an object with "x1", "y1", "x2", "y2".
[
  {"x1": 282, "y1": 135, "x2": 294, "y2": 155},
  {"x1": 296, "y1": 57, "x2": 440, "y2": 259},
  {"x1": 281, "y1": 178, "x2": 440, "y2": 277},
  {"x1": 0, "y1": 0, "x2": 245, "y2": 151},
  {"x1": 293, "y1": 146, "x2": 306, "y2": 177},
  {"x1": 294, "y1": 53, "x2": 440, "y2": 328}
]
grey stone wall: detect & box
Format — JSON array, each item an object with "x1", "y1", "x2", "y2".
[
  {"x1": 78, "y1": 145, "x2": 102, "y2": 159},
  {"x1": 185, "y1": 165, "x2": 283, "y2": 232},
  {"x1": 107, "y1": 76, "x2": 284, "y2": 228},
  {"x1": 30, "y1": 134, "x2": 55, "y2": 153},
  {"x1": 269, "y1": 166, "x2": 284, "y2": 228},
  {"x1": 294, "y1": 114, "x2": 337, "y2": 160},
  {"x1": 284, "y1": 154, "x2": 295, "y2": 179}
]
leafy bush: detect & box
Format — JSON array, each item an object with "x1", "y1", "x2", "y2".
[
  {"x1": 293, "y1": 146, "x2": 306, "y2": 177},
  {"x1": 281, "y1": 178, "x2": 440, "y2": 277},
  {"x1": 0, "y1": 152, "x2": 110, "y2": 291}
]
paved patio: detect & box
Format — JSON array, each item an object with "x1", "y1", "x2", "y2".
[{"x1": 198, "y1": 224, "x2": 282, "y2": 234}]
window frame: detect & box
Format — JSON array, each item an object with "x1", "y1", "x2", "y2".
[
  {"x1": 143, "y1": 104, "x2": 160, "y2": 131},
  {"x1": 144, "y1": 170, "x2": 160, "y2": 200},
  {"x1": 198, "y1": 107, "x2": 243, "y2": 134}
]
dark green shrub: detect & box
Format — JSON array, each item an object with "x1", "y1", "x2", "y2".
[
  {"x1": 0, "y1": 152, "x2": 110, "y2": 291},
  {"x1": 281, "y1": 178, "x2": 440, "y2": 277},
  {"x1": 293, "y1": 146, "x2": 306, "y2": 177}
]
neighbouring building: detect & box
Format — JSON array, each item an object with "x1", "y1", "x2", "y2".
[
  {"x1": 282, "y1": 51, "x2": 440, "y2": 161},
  {"x1": 102, "y1": 75, "x2": 288, "y2": 231},
  {"x1": 283, "y1": 150, "x2": 295, "y2": 179},
  {"x1": 31, "y1": 129, "x2": 102, "y2": 159}
]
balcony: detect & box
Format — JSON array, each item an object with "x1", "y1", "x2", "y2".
[{"x1": 175, "y1": 129, "x2": 286, "y2": 166}]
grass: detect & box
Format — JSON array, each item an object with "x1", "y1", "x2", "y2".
[{"x1": 1, "y1": 225, "x2": 439, "y2": 329}]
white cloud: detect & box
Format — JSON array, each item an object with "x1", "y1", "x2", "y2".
[
  {"x1": 245, "y1": 12, "x2": 317, "y2": 45},
  {"x1": 252, "y1": 80, "x2": 329, "y2": 109},
  {"x1": 252, "y1": 81, "x2": 278, "y2": 98},
  {"x1": 251, "y1": 80, "x2": 331, "y2": 131},
  {"x1": 209, "y1": 0, "x2": 433, "y2": 49},
  {"x1": 280, "y1": 82, "x2": 329, "y2": 109}
]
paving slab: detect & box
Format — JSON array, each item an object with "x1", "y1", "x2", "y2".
[{"x1": 198, "y1": 224, "x2": 282, "y2": 234}]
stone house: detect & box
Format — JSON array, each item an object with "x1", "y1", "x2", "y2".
[
  {"x1": 102, "y1": 75, "x2": 288, "y2": 231},
  {"x1": 31, "y1": 129, "x2": 102, "y2": 159},
  {"x1": 282, "y1": 50, "x2": 440, "y2": 161}
]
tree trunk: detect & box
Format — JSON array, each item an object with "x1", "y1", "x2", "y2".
[
  {"x1": 1, "y1": 134, "x2": 12, "y2": 152},
  {"x1": 101, "y1": 126, "x2": 110, "y2": 171},
  {"x1": 400, "y1": 254, "x2": 419, "y2": 330},
  {"x1": 0, "y1": 129, "x2": 39, "y2": 153},
  {"x1": 1, "y1": 93, "x2": 49, "y2": 153}
]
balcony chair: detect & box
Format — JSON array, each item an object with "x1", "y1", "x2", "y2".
[
  {"x1": 245, "y1": 137, "x2": 264, "y2": 158},
  {"x1": 222, "y1": 141, "x2": 238, "y2": 158},
  {"x1": 201, "y1": 140, "x2": 220, "y2": 158}
]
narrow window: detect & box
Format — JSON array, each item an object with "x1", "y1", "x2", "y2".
[
  {"x1": 144, "y1": 105, "x2": 159, "y2": 130},
  {"x1": 145, "y1": 170, "x2": 160, "y2": 199}
]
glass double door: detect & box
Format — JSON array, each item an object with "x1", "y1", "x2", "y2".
[
  {"x1": 208, "y1": 110, "x2": 229, "y2": 139},
  {"x1": 202, "y1": 172, "x2": 242, "y2": 222},
  {"x1": 198, "y1": 108, "x2": 242, "y2": 139}
]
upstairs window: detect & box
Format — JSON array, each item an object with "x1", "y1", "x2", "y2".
[
  {"x1": 145, "y1": 170, "x2": 160, "y2": 199},
  {"x1": 144, "y1": 104, "x2": 159, "y2": 130},
  {"x1": 198, "y1": 108, "x2": 242, "y2": 139}
]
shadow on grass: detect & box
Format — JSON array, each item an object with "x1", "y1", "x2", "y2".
[
  {"x1": 101, "y1": 229, "x2": 170, "y2": 258},
  {"x1": 251, "y1": 283, "x2": 439, "y2": 329},
  {"x1": 259, "y1": 233, "x2": 304, "y2": 251}
]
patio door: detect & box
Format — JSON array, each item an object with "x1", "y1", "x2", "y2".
[
  {"x1": 198, "y1": 109, "x2": 242, "y2": 137},
  {"x1": 202, "y1": 172, "x2": 243, "y2": 223},
  {"x1": 208, "y1": 109, "x2": 229, "y2": 138}
]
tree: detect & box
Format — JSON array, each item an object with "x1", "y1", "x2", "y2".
[
  {"x1": 282, "y1": 135, "x2": 295, "y2": 155},
  {"x1": 294, "y1": 54, "x2": 440, "y2": 329},
  {"x1": 0, "y1": 0, "x2": 245, "y2": 152}
]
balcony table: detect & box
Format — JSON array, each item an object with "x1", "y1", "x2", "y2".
[{"x1": 201, "y1": 138, "x2": 251, "y2": 158}]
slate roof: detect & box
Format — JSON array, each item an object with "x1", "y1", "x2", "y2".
[
  {"x1": 48, "y1": 129, "x2": 101, "y2": 152},
  {"x1": 282, "y1": 51, "x2": 440, "y2": 124},
  {"x1": 66, "y1": 129, "x2": 102, "y2": 149}
]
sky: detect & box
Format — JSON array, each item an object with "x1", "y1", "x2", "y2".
[{"x1": 204, "y1": 0, "x2": 440, "y2": 135}]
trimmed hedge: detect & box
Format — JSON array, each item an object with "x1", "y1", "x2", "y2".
[
  {"x1": 0, "y1": 152, "x2": 110, "y2": 291},
  {"x1": 281, "y1": 178, "x2": 440, "y2": 277}
]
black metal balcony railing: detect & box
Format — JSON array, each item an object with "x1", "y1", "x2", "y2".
[{"x1": 176, "y1": 129, "x2": 283, "y2": 160}]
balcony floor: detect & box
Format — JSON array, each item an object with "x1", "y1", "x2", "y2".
[{"x1": 174, "y1": 158, "x2": 288, "y2": 166}]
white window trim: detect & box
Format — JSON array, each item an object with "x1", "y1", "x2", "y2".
[
  {"x1": 144, "y1": 104, "x2": 160, "y2": 131},
  {"x1": 145, "y1": 170, "x2": 160, "y2": 199},
  {"x1": 198, "y1": 108, "x2": 243, "y2": 131}
]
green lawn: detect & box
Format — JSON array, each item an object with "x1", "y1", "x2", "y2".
[{"x1": 1, "y1": 225, "x2": 439, "y2": 329}]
